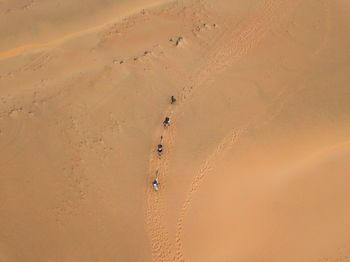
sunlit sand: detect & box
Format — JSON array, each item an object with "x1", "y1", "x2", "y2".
[{"x1": 1, "y1": 0, "x2": 350, "y2": 261}]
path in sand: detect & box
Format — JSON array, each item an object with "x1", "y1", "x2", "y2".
[
  {"x1": 144, "y1": 0, "x2": 310, "y2": 261},
  {"x1": 0, "y1": 0, "x2": 337, "y2": 260}
]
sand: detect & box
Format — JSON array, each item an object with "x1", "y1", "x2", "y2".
[{"x1": 1, "y1": 0, "x2": 350, "y2": 261}]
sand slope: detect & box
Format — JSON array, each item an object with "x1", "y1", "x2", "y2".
[{"x1": 1, "y1": 0, "x2": 350, "y2": 261}]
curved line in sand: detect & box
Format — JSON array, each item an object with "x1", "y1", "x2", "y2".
[
  {"x1": 0, "y1": 0, "x2": 172, "y2": 61},
  {"x1": 172, "y1": 0, "x2": 303, "y2": 261},
  {"x1": 145, "y1": 124, "x2": 176, "y2": 261},
  {"x1": 144, "y1": 0, "x2": 303, "y2": 261},
  {"x1": 174, "y1": 129, "x2": 245, "y2": 262},
  {"x1": 144, "y1": 3, "x2": 236, "y2": 260},
  {"x1": 308, "y1": 140, "x2": 350, "y2": 164},
  {"x1": 0, "y1": 23, "x2": 113, "y2": 61}
]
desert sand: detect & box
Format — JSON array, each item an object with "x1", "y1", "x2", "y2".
[{"x1": 1, "y1": 0, "x2": 350, "y2": 261}]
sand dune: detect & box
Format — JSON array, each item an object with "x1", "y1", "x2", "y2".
[{"x1": 1, "y1": 0, "x2": 350, "y2": 261}]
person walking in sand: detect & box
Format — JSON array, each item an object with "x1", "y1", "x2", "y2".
[
  {"x1": 152, "y1": 179, "x2": 159, "y2": 191},
  {"x1": 171, "y1": 96, "x2": 176, "y2": 104},
  {"x1": 163, "y1": 117, "x2": 170, "y2": 128},
  {"x1": 152, "y1": 170, "x2": 159, "y2": 191},
  {"x1": 157, "y1": 144, "x2": 163, "y2": 156},
  {"x1": 157, "y1": 136, "x2": 163, "y2": 157}
]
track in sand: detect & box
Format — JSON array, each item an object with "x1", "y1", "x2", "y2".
[{"x1": 144, "y1": 0, "x2": 303, "y2": 261}]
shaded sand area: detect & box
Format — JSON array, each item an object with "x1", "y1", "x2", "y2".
[{"x1": 1, "y1": 0, "x2": 350, "y2": 261}]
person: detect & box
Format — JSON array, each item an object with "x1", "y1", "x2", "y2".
[
  {"x1": 171, "y1": 96, "x2": 176, "y2": 104},
  {"x1": 157, "y1": 144, "x2": 163, "y2": 155},
  {"x1": 152, "y1": 179, "x2": 159, "y2": 191},
  {"x1": 152, "y1": 179, "x2": 158, "y2": 187},
  {"x1": 163, "y1": 117, "x2": 170, "y2": 127}
]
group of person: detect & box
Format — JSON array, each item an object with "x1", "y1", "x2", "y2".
[{"x1": 152, "y1": 96, "x2": 176, "y2": 191}]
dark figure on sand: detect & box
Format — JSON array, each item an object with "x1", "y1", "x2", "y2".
[
  {"x1": 152, "y1": 179, "x2": 159, "y2": 191},
  {"x1": 163, "y1": 117, "x2": 170, "y2": 127},
  {"x1": 157, "y1": 144, "x2": 163, "y2": 156}
]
